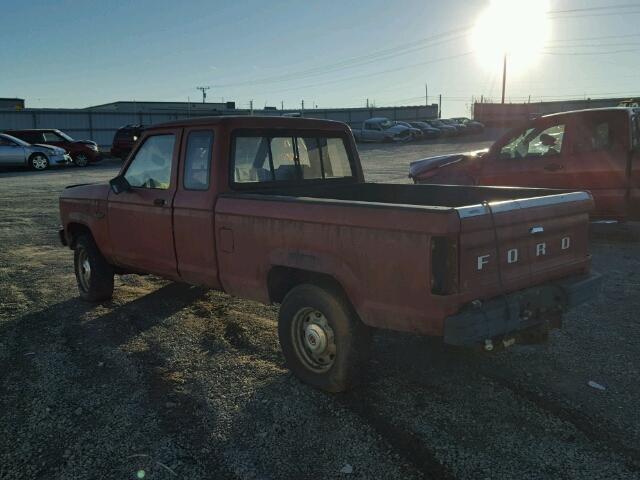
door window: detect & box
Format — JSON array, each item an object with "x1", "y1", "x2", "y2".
[
  {"x1": 124, "y1": 134, "x2": 175, "y2": 189},
  {"x1": 499, "y1": 124, "x2": 565, "y2": 159},
  {"x1": 184, "y1": 131, "x2": 213, "y2": 190},
  {"x1": 574, "y1": 120, "x2": 614, "y2": 152},
  {"x1": 42, "y1": 131, "x2": 64, "y2": 143}
]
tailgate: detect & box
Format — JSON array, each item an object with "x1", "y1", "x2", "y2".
[{"x1": 456, "y1": 192, "x2": 593, "y2": 300}]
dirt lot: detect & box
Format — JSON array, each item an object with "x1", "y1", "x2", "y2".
[{"x1": 1, "y1": 139, "x2": 639, "y2": 480}]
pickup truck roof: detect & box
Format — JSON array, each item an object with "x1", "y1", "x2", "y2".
[
  {"x1": 541, "y1": 106, "x2": 639, "y2": 119},
  {"x1": 150, "y1": 115, "x2": 348, "y2": 131}
]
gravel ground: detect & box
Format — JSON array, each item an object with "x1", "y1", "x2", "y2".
[{"x1": 1, "y1": 139, "x2": 639, "y2": 480}]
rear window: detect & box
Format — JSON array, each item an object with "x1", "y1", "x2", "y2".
[{"x1": 232, "y1": 133, "x2": 353, "y2": 184}]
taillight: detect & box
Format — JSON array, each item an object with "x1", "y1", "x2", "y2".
[{"x1": 431, "y1": 236, "x2": 459, "y2": 295}]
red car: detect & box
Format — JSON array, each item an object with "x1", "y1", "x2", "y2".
[
  {"x1": 58, "y1": 116, "x2": 600, "y2": 391},
  {"x1": 110, "y1": 124, "x2": 144, "y2": 160},
  {"x1": 4, "y1": 129, "x2": 102, "y2": 167},
  {"x1": 410, "y1": 108, "x2": 640, "y2": 220}
]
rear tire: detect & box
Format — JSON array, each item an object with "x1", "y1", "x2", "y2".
[
  {"x1": 278, "y1": 284, "x2": 371, "y2": 392},
  {"x1": 74, "y1": 234, "x2": 114, "y2": 302},
  {"x1": 29, "y1": 153, "x2": 49, "y2": 171}
]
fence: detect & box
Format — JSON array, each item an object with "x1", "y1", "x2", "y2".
[{"x1": 0, "y1": 105, "x2": 438, "y2": 151}]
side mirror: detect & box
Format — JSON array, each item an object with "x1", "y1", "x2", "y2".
[{"x1": 109, "y1": 175, "x2": 131, "y2": 194}]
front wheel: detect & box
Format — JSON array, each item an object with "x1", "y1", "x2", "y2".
[
  {"x1": 74, "y1": 153, "x2": 89, "y2": 167},
  {"x1": 74, "y1": 234, "x2": 114, "y2": 302},
  {"x1": 278, "y1": 284, "x2": 371, "y2": 392},
  {"x1": 29, "y1": 153, "x2": 49, "y2": 170}
]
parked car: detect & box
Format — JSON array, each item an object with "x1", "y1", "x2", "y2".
[
  {"x1": 0, "y1": 133, "x2": 71, "y2": 170},
  {"x1": 441, "y1": 119, "x2": 469, "y2": 134},
  {"x1": 451, "y1": 117, "x2": 485, "y2": 134},
  {"x1": 59, "y1": 116, "x2": 601, "y2": 392},
  {"x1": 4, "y1": 129, "x2": 101, "y2": 167},
  {"x1": 111, "y1": 124, "x2": 145, "y2": 160},
  {"x1": 395, "y1": 121, "x2": 423, "y2": 140},
  {"x1": 351, "y1": 117, "x2": 412, "y2": 142},
  {"x1": 409, "y1": 121, "x2": 441, "y2": 139},
  {"x1": 410, "y1": 107, "x2": 640, "y2": 220},
  {"x1": 424, "y1": 119, "x2": 457, "y2": 136}
]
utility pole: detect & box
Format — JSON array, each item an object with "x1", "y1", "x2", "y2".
[
  {"x1": 438, "y1": 94, "x2": 442, "y2": 118},
  {"x1": 425, "y1": 83, "x2": 428, "y2": 106},
  {"x1": 301, "y1": 99, "x2": 305, "y2": 115},
  {"x1": 281, "y1": 100, "x2": 284, "y2": 110},
  {"x1": 196, "y1": 86, "x2": 211, "y2": 104},
  {"x1": 249, "y1": 100, "x2": 253, "y2": 116},
  {"x1": 501, "y1": 53, "x2": 507, "y2": 104},
  {"x1": 366, "y1": 98, "x2": 369, "y2": 108}
]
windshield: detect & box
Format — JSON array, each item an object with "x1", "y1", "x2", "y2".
[
  {"x1": 55, "y1": 130, "x2": 74, "y2": 141},
  {"x1": 1, "y1": 134, "x2": 30, "y2": 147},
  {"x1": 379, "y1": 120, "x2": 394, "y2": 129}
]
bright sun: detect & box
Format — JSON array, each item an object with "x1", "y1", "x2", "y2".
[{"x1": 471, "y1": 0, "x2": 551, "y2": 73}]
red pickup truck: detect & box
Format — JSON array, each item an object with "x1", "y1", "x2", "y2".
[
  {"x1": 59, "y1": 116, "x2": 601, "y2": 392},
  {"x1": 410, "y1": 108, "x2": 640, "y2": 220}
]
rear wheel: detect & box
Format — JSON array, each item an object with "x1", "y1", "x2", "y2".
[
  {"x1": 278, "y1": 284, "x2": 371, "y2": 392},
  {"x1": 74, "y1": 153, "x2": 89, "y2": 167},
  {"x1": 74, "y1": 234, "x2": 114, "y2": 302},
  {"x1": 29, "y1": 153, "x2": 49, "y2": 171}
]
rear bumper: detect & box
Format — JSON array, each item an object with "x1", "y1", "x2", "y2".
[{"x1": 443, "y1": 272, "x2": 603, "y2": 346}]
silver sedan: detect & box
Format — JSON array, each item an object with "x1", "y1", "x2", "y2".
[{"x1": 0, "y1": 133, "x2": 71, "y2": 170}]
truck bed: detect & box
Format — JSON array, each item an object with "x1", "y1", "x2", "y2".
[{"x1": 232, "y1": 182, "x2": 572, "y2": 210}]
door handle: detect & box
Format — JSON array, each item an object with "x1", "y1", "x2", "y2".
[
  {"x1": 153, "y1": 198, "x2": 166, "y2": 206},
  {"x1": 544, "y1": 163, "x2": 563, "y2": 172}
]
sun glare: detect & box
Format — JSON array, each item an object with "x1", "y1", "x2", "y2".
[{"x1": 471, "y1": 0, "x2": 551, "y2": 72}]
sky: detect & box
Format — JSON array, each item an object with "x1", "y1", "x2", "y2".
[{"x1": 2, "y1": 0, "x2": 640, "y2": 116}]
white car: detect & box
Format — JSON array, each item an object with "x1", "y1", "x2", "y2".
[{"x1": 0, "y1": 133, "x2": 71, "y2": 170}]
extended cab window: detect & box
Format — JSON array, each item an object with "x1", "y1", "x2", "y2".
[
  {"x1": 499, "y1": 124, "x2": 565, "y2": 159},
  {"x1": 184, "y1": 131, "x2": 213, "y2": 190},
  {"x1": 232, "y1": 134, "x2": 353, "y2": 184},
  {"x1": 574, "y1": 121, "x2": 614, "y2": 152},
  {"x1": 124, "y1": 134, "x2": 175, "y2": 189}
]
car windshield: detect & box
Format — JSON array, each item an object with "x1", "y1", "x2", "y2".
[
  {"x1": 1, "y1": 134, "x2": 30, "y2": 146},
  {"x1": 55, "y1": 130, "x2": 74, "y2": 141},
  {"x1": 379, "y1": 120, "x2": 394, "y2": 129}
]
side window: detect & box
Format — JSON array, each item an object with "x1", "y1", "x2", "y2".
[
  {"x1": 124, "y1": 134, "x2": 175, "y2": 189},
  {"x1": 527, "y1": 124, "x2": 565, "y2": 157},
  {"x1": 499, "y1": 125, "x2": 565, "y2": 159},
  {"x1": 42, "y1": 132, "x2": 63, "y2": 142},
  {"x1": 575, "y1": 121, "x2": 613, "y2": 152},
  {"x1": 184, "y1": 131, "x2": 213, "y2": 190},
  {"x1": 321, "y1": 138, "x2": 352, "y2": 177}
]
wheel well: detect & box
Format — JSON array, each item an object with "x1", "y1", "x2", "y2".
[
  {"x1": 29, "y1": 152, "x2": 47, "y2": 160},
  {"x1": 66, "y1": 223, "x2": 92, "y2": 249},
  {"x1": 267, "y1": 266, "x2": 349, "y2": 305}
]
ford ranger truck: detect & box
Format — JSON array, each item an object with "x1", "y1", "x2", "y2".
[
  {"x1": 410, "y1": 107, "x2": 640, "y2": 220},
  {"x1": 58, "y1": 116, "x2": 602, "y2": 392}
]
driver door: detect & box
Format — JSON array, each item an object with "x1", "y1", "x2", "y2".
[
  {"x1": 478, "y1": 119, "x2": 570, "y2": 189},
  {"x1": 107, "y1": 128, "x2": 182, "y2": 278}
]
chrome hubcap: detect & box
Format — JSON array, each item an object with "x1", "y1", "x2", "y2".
[
  {"x1": 32, "y1": 155, "x2": 47, "y2": 170},
  {"x1": 77, "y1": 248, "x2": 91, "y2": 291},
  {"x1": 292, "y1": 308, "x2": 336, "y2": 372}
]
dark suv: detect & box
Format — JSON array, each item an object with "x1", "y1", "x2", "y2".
[
  {"x1": 3, "y1": 129, "x2": 101, "y2": 167},
  {"x1": 111, "y1": 124, "x2": 145, "y2": 160}
]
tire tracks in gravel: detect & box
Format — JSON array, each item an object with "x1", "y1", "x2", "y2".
[{"x1": 475, "y1": 368, "x2": 640, "y2": 473}]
